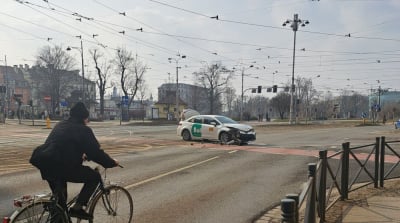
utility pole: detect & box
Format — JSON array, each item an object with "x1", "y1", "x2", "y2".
[
  {"x1": 283, "y1": 14, "x2": 309, "y2": 124},
  {"x1": 240, "y1": 65, "x2": 254, "y2": 121},
  {"x1": 67, "y1": 35, "x2": 85, "y2": 105},
  {"x1": 168, "y1": 54, "x2": 186, "y2": 121}
]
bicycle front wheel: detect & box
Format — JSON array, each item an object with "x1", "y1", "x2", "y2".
[
  {"x1": 88, "y1": 185, "x2": 133, "y2": 223},
  {"x1": 11, "y1": 200, "x2": 69, "y2": 223}
]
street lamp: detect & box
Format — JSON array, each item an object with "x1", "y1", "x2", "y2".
[
  {"x1": 239, "y1": 65, "x2": 254, "y2": 121},
  {"x1": 67, "y1": 35, "x2": 85, "y2": 105},
  {"x1": 168, "y1": 54, "x2": 186, "y2": 120},
  {"x1": 283, "y1": 14, "x2": 309, "y2": 124}
]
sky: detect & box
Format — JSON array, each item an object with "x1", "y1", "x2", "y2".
[{"x1": 1, "y1": 0, "x2": 399, "y2": 101}]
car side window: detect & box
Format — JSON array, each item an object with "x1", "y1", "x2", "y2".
[
  {"x1": 211, "y1": 118, "x2": 220, "y2": 126},
  {"x1": 194, "y1": 118, "x2": 202, "y2": 123},
  {"x1": 203, "y1": 117, "x2": 211, "y2": 125}
]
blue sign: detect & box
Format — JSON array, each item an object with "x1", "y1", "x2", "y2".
[
  {"x1": 60, "y1": 101, "x2": 68, "y2": 107},
  {"x1": 122, "y1": 96, "x2": 129, "y2": 106},
  {"x1": 361, "y1": 112, "x2": 367, "y2": 118},
  {"x1": 372, "y1": 104, "x2": 381, "y2": 112}
]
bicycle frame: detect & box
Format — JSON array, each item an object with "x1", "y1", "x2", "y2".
[{"x1": 9, "y1": 166, "x2": 130, "y2": 223}]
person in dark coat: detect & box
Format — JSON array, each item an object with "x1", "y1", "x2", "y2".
[{"x1": 41, "y1": 102, "x2": 118, "y2": 219}]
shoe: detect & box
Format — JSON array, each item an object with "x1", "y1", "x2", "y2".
[{"x1": 69, "y1": 208, "x2": 93, "y2": 220}]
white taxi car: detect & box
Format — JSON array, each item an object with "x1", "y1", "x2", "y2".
[{"x1": 177, "y1": 115, "x2": 256, "y2": 145}]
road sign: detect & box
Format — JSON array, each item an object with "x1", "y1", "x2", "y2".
[
  {"x1": 361, "y1": 112, "x2": 367, "y2": 118},
  {"x1": 122, "y1": 96, "x2": 129, "y2": 106}
]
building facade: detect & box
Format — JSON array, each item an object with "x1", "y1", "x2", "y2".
[
  {"x1": 157, "y1": 83, "x2": 209, "y2": 117},
  {"x1": 0, "y1": 64, "x2": 96, "y2": 120}
]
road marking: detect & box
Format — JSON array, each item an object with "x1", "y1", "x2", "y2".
[
  {"x1": 228, "y1": 150, "x2": 238, "y2": 154},
  {"x1": 125, "y1": 155, "x2": 220, "y2": 189}
]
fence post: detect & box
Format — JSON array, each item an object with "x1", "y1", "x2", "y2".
[
  {"x1": 380, "y1": 136, "x2": 386, "y2": 187},
  {"x1": 286, "y1": 194, "x2": 299, "y2": 223},
  {"x1": 374, "y1": 137, "x2": 380, "y2": 188},
  {"x1": 281, "y1": 198, "x2": 296, "y2": 223},
  {"x1": 304, "y1": 163, "x2": 317, "y2": 223},
  {"x1": 341, "y1": 142, "x2": 350, "y2": 200},
  {"x1": 318, "y1": 150, "x2": 327, "y2": 222}
]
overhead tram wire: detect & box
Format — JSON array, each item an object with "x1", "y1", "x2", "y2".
[
  {"x1": 93, "y1": 0, "x2": 241, "y2": 69},
  {"x1": 149, "y1": 0, "x2": 400, "y2": 43},
  {"x1": 0, "y1": 21, "x2": 53, "y2": 44},
  {"x1": 18, "y1": 0, "x2": 173, "y2": 59},
  {"x1": 91, "y1": 0, "x2": 236, "y2": 62},
  {"x1": 16, "y1": 1, "x2": 103, "y2": 46},
  {"x1": 17, "y1": 0, "x2": 195, "y2": 66},
  {"x1": 21, "y1": 0, "x2": 400, "y2": 63},
  {"x1": 0, "y1": 11, "x2": 74, "y2": 39},
  {"x1": 16, "y1": 0, "x2": 400, "y2": 70}
]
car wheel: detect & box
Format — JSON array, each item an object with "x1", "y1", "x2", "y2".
[
  {"x1": 182, "y1": 129, "x2": 192, "y2": 141},
  {"x1": 220, "y1": 132, "x2": 232, "y2": 144}
]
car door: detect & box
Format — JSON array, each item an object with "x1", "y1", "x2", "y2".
[
  {"x1": 202, "y1": 117, "x2": 218, "y2": 140},
  {"x1": 190, "y1": 116, "x2": 203, "y2": 139}
]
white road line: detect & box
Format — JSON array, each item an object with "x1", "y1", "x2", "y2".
[
  {"x1": 125, "y1": 156, "x2": 220, "y2": 189},
  {"x1": 228, "y1": 150, "x2": 238, "y2": 154}
]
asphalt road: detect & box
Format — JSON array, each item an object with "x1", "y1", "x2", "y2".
[{"x1": 0, "y1": 120, "x2": 398, "y2": 222}]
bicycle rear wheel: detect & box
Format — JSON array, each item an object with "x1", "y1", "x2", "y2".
[
  {"x1": 88, "y1": 185, "x2": 133, "y2": 223},
  {"x1": 11, "y1": 200, "x2": 69, "y2": 223}
]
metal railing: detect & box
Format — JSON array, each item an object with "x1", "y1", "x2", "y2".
[{"x1": 280, "y1": 136, "x2": 400, "y2": 223}]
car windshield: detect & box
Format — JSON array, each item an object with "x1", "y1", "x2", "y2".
[{"x1": 215, "y1": 116, "x2": 237, "y2": 124}]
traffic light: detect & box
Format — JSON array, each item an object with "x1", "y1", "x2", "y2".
[
  {"x1": 251, "y1": 88, "x2": 256, "y2": 93},
  {"x1": 272, "y1": 85, "x2": 278, "y2": 93},
  {"x1": 28, "y1": 100, "x2": 33, "y2": 106},
  {"x1": 257, "y1": 86, "x2": 262, "y2": 93}
]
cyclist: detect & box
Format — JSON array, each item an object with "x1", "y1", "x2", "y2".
[{"x1": 32, "y1": 102, "x2": 119, "y2": 220}]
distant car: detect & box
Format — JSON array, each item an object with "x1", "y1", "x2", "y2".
[
  {"x1": 395, "y1": 119, "x2": 400, "y2": 129},
  {"x1": 177, "y1": 115, "x2": 256, "y2": 145}
]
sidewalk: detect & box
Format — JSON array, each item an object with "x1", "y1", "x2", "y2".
[{"x1": 255, "y1": 178, "x2": 400, "y2": 223}]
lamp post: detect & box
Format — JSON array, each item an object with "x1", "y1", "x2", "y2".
[
  {"x1": 240, "y1": 65, "x2": 254, "y2": 121},
  {"x1": 283, "y1": 14, "x2": 309, "y2": 124},
  {"x1": 67, "y1": 36, "x2": 85, "y2": 105},
  {"x1": 168, "y1": 54, "x2": 186, "y2": 121}
]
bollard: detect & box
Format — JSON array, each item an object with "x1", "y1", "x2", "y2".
[
  {"x1": 281, "y1": 198, "x2": 296, "y2": 223},
  {"x1": 286, "y1": 194, "x2": 299, "y2": 222},
  {"x1": 46, "y1": 116, "x2": 51, "y2": 129},
  {"x1": 3, "y1": 217, "x2": 10, "y2": 223}
]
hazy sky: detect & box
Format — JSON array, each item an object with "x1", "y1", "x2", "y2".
[{"x1": 1, "y1": 0, "x2": 399, "y2": 100}]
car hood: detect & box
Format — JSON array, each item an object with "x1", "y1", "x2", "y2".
[{"x1": 224, "y1": 123, "x2": 254, "y2": 132}]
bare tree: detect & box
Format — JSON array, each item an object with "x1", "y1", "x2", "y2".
[
  {"x1": 137, "y1": 80, "x2": 148, "y2": 120},
  {"x1": 113, "y1": 48, "x2": 147, "y2": 119},
  {"x1": 193, "y1": 62, "x2": 232, "y2": 114},
  {"x1": 90, "y1": 48, "x2": 112, "y2": 120},
  {"x1": 36, "y1": 45, "x2": 75, "y2": 116},
  {"x1": 294, "y1": 77, "x2": 320, "y2": 122},
  {"x1": 224, "y1": 87, "x2": 236, "y2": 117},
  {"x1": 271, "y1": 92, "x2": 291, "y2": 119}
]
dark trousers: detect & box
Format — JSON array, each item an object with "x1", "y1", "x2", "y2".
[{"x1": 47, "y1": 165, "x2": 101, "y2": 210}]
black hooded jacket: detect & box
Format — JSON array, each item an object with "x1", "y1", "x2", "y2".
[{"x1": 39, "y1": 117, "x2": 116, "y2": 180}]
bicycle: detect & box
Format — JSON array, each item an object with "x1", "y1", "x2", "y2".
[{"x1": 8, "y1": 165, "x2": 133, "y2": 223}]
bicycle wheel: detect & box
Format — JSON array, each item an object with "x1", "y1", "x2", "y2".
[
  {"x1": 88, "y1": 185, "x2": 133, "y2": 223},
  {"x1": 11, "y1": 200, "x2": 69, "y2": 223}
]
